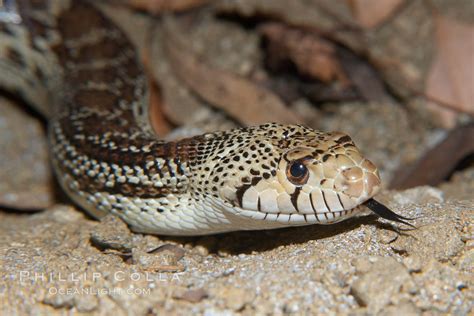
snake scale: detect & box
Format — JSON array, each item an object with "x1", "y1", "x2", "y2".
[{"x1": 0, "y1": 0, "x2": 412, "y2": 235}]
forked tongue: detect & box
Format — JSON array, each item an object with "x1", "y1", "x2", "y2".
[{"x1": 363, "y1": 199, "x2": 415, "y2": 228}]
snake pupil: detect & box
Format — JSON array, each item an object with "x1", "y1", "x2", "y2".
[{"x1": 289, "y1": 162, "x2": 308, "y2": 179}]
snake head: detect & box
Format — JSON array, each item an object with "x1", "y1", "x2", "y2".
[{"x1": 215, "y1": 124, "x2": 382, "y2": 226}]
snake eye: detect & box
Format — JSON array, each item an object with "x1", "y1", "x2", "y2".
[{"x1": 287, "y1": 161, "x2": 309, "y2": 185}]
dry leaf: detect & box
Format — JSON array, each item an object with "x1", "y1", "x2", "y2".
[
  {"x1": 338, "y1": 46, "x2": 394, "y2": 103},
  {"x1": 147, "y1": 76, "x2": 173, "y2": 136},
  {"x1": 142, "y1": 35, "x2": 172, "y2": 136},
  {"x1": 163, "y1": 17, "x2": 302, "y2": 126},
  {"x1": 260, "y1": 23, "x2": 349, "y2": 84},
  {"x1": 347, "y1": 0, "x2": 405, "y2": 29},
  {"x1": 390, "y1": 124, "x2": 474, "y2": 189},
  {"x1": 425, "y1": 14, "x2": 474, "y2": 128},
  {"x1": 260, "y1": 22, "x2": 393, "y2": 103},
  {"x1": 128, "y1": 0, "x2": 211, "y2": 14}
]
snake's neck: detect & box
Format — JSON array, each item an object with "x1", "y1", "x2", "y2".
[{"x1": 0, "y1": 1, "x2": 192, "y2": 196}]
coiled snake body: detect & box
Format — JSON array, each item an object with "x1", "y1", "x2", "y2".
[{"x1": 0, "y1": 0, "x2": 410, "y2": 235}]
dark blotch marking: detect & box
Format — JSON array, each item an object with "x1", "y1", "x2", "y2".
[
  {"x1": 166, "y1": 159, "x2": 175, "y2": 178},
  {"x1": 251, "y1": 177, "x2": 261, "y2": 186},
  {"x1": 236, "y1": 184, "x2": 251, "y2": 207},
  {"x1": 174, "y1": 158, "x2": 184, "y2": 175},
  {"x1": 336, "y1": 135, "x2": 352, "y2": 144},
  {"x1": 249, "y1": 169, "x2": 259, "y2": 176},
  {"x1": 309, "y1": 192, "x2": 316, "y2": 214},
  {"x1": 290, "y1": 187, "x2": 301, "y2": 212},
  {"x1": 6, "y1": 47, "x2": 25, "y2": 67},
  {"x1": 321, "y1": 190, "x2": 331, "y2": 212},
  {"x1": 337, "y1": 193, "x2": 345, "y2": 209},
  {"x1": 34, "y1": 66, "x2": 46, "y2": 81}
]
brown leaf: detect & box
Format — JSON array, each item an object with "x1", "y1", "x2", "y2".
[
  {"x1": 337, "y1": 46, "x2": 394, "y2": 103},
  {"x1": 425, "y1": 14, "x2": 474, "y2": 127},
  {"x1": 260, "y1": 23, "x2": 349, "y2": 84},
  {"x1": 147, "y1": 75, "x2": 173, "y2": 136},
  {"x1": 142, "y1": 45, "x2": 172, "y2": 137},
  {"x1": 128, "y1": 0, "x2": 211, "y2": 14},
  {"x1": 390, "y1": 124, "x2": 474, "y2": 190},
  {"x1": 163, "y1": 17, "x2": 302, "y2": 126},
  {"x1": 347, "y1": 0, "x2": 406, "y2": 29},
  {"x1": 260, "y1": 22, "x2": 393, "y2": 104}
]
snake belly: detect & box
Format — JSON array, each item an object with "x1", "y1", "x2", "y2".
[{"x1": 0, "y1": 0, "x2": 384, "y2": 236}]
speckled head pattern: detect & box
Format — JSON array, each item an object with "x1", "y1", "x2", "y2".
[{"x1": 187, "y1": 123, "x2": 381, "y2": 230}]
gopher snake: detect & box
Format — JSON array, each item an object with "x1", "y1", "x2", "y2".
[{"x1": 0, "y1": 0, "x2": 411, "y2": 235}]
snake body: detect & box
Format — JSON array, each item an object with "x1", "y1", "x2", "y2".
[{"x1": 0, "y1": 0, "x2": 388, "y2": 235}]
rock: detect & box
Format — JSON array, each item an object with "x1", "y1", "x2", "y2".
[
  {"x1": 283, "y1": 301, "x2": 300, "y2": 314},
  {"x1": 90, "y1": 215, "x2": 134, "y2": 252},
  {"x1": 457, "y1": 249, "x2": 474, "y2": 272},
  {"x1": 195, "y1": 236, "x2": 219, "y2": 255},
  {"x1": 43, "y1": 290, "x2": 75, "y2": 309},
  {"x1": 73, "y1": 295, "x2": 99, "y2": 313},
  {"x1": 0, "y1": 97, "x2": 54, "y2": 210},
  {"x1": 412, "y1": 259, "x2": 468, "y2": 313},
  {"x1": 134, "y1": 244, "x2": 186, "y2": 272},
  {"x1": 221, "y1": 287, "x2": 255, "y2": 311},
  {"x1": 350, "y1": 256, "x2": 411, "y2": 313},
  {"x1": 377, "y1": 228, "x2": 399, "y2": 244},
  {"x1": 440, "y1": 166, "x2": 474, "y2": 201},
  {"x1": 392, "y1": 186, "x2": 444, "y2": 205},
  {"x1": 403, "y1": 255, "x2": 423, "y2": 273},
  {"x1": 390, "y1": 219, "x2": 464, "y2": 261},
  {"x1": 380, "y1": 301, "x2": 421, "y2": 316},
  {"x1": 174, "y1": 288, "x2": 208, "y2": 303}
]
